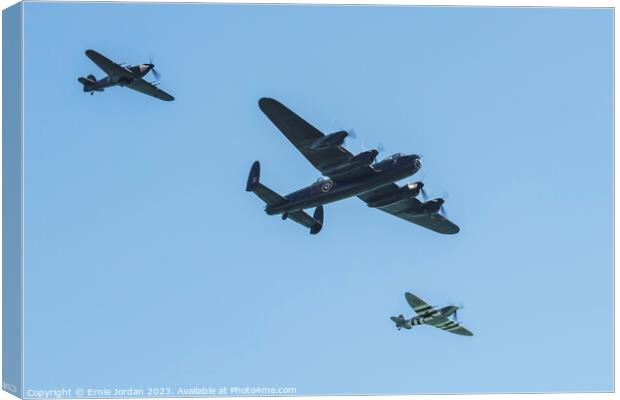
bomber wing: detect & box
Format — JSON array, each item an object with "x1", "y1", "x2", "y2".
[
  {"x1": 427, "y1": 317, "x2": 474, "y2": 336},
  {"x1": 258, "y1": 98, "x2": 372, "y2": 179},
  {"x1": 85, "y1": 49, "x2": 132, "y2": 79},
  {"x1": 127, "y1": 79, "x2": 175, "y2": 101},
  {"x1": 358, "y1": 184, "x2": 459, "y2": 234}
]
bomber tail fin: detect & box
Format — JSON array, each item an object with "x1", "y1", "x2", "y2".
[
  {"x1": 246, "y1": 161, "x2": 324, "y2": 234},
  {"x1": 289, "y1": 206, "x2": 324, "y2": 235},
  {"x1": 309, "y1": 205, "x2": 323, "y2": 235},
  {"x1": 245, "y1": 161, "x2": 288, "y2": 206},
  {"x1": 246, "y1": 161, "x2": 262, "y2": 192}
]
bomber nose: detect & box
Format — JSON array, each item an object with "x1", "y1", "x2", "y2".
[{"x1": 412, "y1": 154, "x2": 422, "y2": 169}]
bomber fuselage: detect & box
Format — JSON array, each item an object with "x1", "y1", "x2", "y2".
[{"x1": 265, "y1": 154, "x2": 421, "y2": 215}]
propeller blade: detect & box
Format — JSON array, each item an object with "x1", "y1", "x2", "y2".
[
  {"x1": 421, "y1": 188, "x2": 428, "y2": 201},
  {"x1": 343, "y1": 129, "x2": 356, "y2": 148},
  {"x1": 331, "y1": 118, "x2": 357, "y2": 142},
  {"x1": 148, "y1": 55, "x2": 162, "y2": 80},
  {"x1": 152, "y1": 68, "x2": 161, "y2": 81},
  {"x1": 331, "y1": 118, "x2": 384, "y2": 157},
  {"x1": 454, "y1": 309, "x2": 458, "y2": 322}
]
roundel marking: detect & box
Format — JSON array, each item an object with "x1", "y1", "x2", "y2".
[{"x1": 321, "y1": 180, "x2": 333, "y2": 192}]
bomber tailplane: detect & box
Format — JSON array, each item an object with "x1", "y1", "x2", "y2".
[{"x1": 246, "y1": 161, "x2": 324, "y2": 234}]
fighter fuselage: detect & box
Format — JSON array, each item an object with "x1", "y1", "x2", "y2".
[
  {"x1": 394, "y1": 305, "x2": 458, "y2": 329},
  {"x1": 81, "y1": 64, "x2": 154, "y2": 92}
]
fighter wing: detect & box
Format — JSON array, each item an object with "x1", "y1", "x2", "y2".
[
  {"x1": 358, "y1": 184, "x2": 460, "y2": 234},
  {"x1": 404, "y1": 292, "x2": 441, "y2": 318},
  {"x1": 259, "y1": 98, "x2": 367, "y2": 177},
  {"x1": 127, "y1": 79, "x2": 175, "y2": 101},
  {"x1": 427, "y1": 317, "x2": 474, "y2": 336},
  {"x1": 85, "y1": 49, "x2": 131, "y2": 78}
]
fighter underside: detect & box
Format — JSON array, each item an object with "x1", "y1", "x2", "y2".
[
  {"x1": 391, "y1": 292, "x2": 473, "y2": 336},
  {"x1": 77, "y1": 49, "x2": 175, "y2": 101}
]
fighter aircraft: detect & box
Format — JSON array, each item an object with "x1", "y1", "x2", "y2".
[
  {"x1": 246, "y1": 97, "x2": 459, "y2": 234},
  {"x1": 391, "y1": 292, "x2": 473, "y2": 336},
  {"x1": 77, "y1": 49, "x2": 174, "y2": 101}
]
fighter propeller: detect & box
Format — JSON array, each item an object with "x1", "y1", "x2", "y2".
[
  {"x1": 149, "y1": 56, "x2": 162, "y2": 80},
  {"x1": 453, "y1": 302, "x2": 465, "y2": 322}
]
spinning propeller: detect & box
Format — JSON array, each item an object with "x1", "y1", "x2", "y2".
[
  {"x1": 439, "y1": 192, "x2": 450, "y2": 216},
  {"x1": 453, "y1": 302, "x2": 465, "y2": 322},
  {"x1": 149, "y1": 56, "x2": 162, "y2": 80},
  {"x1": 411, "y1": 172, "x2": 428, "y2": 200},
  {"x1": 331, "y1": 118, "x2": 356, "y2": 142},
  {"x1": 420, "y1": 186, "x2": 428, "y2": 201},
  {"x1": 376, "y1": 142, "x2": 385, "y2": 155},
  {"x1": 417, "y1": 182, "x2": 450, "y2": 215},
  {"x1": 332, "y1": 118, "x2": 384, "y2": 161}
]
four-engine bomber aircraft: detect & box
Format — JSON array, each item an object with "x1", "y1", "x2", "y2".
[
  {"x1": 246, "y1": 97, "x2": 459, "y2": 235},
  {"x1": 391, "y1": 292, "x2": 473, "y2": 336},
  {"x1": 78, "y1": 49, "x2": 174, "y2": 101}
]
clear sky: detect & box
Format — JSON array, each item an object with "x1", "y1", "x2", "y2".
[{"x1": 21, "y1": 3, "x2": 612, "y2": 395}]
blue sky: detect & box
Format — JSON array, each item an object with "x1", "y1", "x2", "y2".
[{"x1": 21, "y1": 3, "x2": 612, "y2": 395}]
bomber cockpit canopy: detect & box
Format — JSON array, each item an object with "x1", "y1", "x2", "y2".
[{"x1": 384, "y1": 153, "x2": 403, "y2": 161}]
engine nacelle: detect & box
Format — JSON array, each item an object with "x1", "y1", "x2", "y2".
[
  {"x1": 350, "y1": 149, "x2": 379, "y2": 165},
  {"x1": 322, "y1": 149, "x2": 379, "y2": 176},
  {"x1": 366, "y1": 182, "x2": 424, "y2": 208},
  {"x1": 407, "y1": 198, "x2": 444, "y2": 215},
  {"x1": 309, "y1": 131, "x2": 349, "y2": 150}
]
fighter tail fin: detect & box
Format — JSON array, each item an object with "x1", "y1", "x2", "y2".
[{"x1": 77, "y1": 76, "x2": 96, "y2": 92}]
